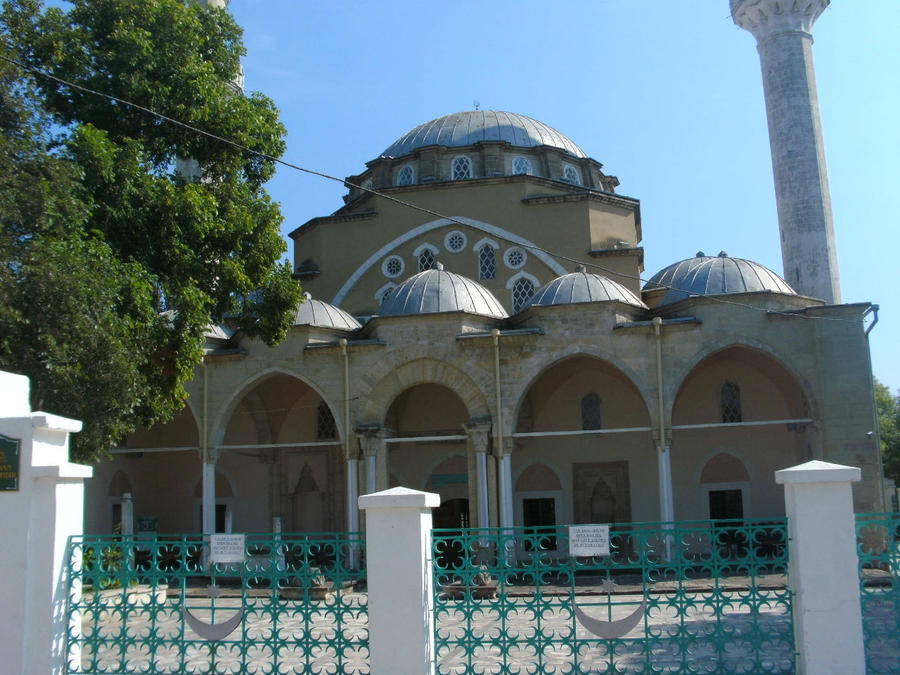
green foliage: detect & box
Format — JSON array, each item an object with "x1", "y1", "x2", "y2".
[
  {"x1": 0, "y1": 0, "x2": 302, "y2": 461},
  {"x1": 874, "y1": 379, "x2": 900, "y2": 484}
]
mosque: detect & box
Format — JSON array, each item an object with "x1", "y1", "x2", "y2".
[{"x1": 84, "y1": 0, "x2": 885, "y2": 537}]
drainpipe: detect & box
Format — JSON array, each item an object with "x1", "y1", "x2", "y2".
[
  {"x1": 653, "y1": 318, "x2": 674, "y2": 525},
  {"x1": 493, "y1": 329, "x2": 513, "y2": 529}
]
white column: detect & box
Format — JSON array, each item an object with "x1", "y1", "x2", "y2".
[
  {"x1": 121, "y1": 492, "x2": 134, "y2": 535},
  {"x1": 202, "y1": 459, "x2": 216, "y2": 535},
  {"x1": 0, "y1": 370, "x2": 90, "y2": 675},
  {"x1": 775, "y1": 460, "x2": 865, "y2": 675},
  {"x1": 657, "y1": 444, "x2": 674, "y2": 522},
  {"x1": 359, "y1": 487, "x2": 440, "y2": 674},
  {"x1": 464, "y1": 422, "x2": 491, "y2": 529},
  {"x1": 498, "y1": 441, "x2": 514, "y2": 529},
  {"x1": 346, "y1": 458, "x2": 359, "y2": 531}
]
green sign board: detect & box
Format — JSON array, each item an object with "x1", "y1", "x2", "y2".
[{"x1": 0, "y1": 434, "x2": 20, "y2": 491}]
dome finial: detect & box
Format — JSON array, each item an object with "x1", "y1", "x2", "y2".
[
  {"x1": 575, "y1": 264, "x2": 586, "y2": 273},
  {"x1": 436, "y1": 261, "x2": 444, "y2": 271},
  {"x1": 696, "y1": 251, "x2": 706, "y2": 258},
  {"x1": 718, "y1": 250, "x2": 728, "y2": 258}
]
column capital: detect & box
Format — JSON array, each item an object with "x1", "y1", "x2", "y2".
[
  {"x1": 356, "y1": 426, "x2": 392, "y2": 457},
  {"x1": 731, "y1": 0, "x2": 828, "y2": 39},
  {"x1": 493, "y1": 436, "x2": 514, "y2": 458},
  {"x1": 463, "y1": 421, "x2": 492, "y2": 453}
]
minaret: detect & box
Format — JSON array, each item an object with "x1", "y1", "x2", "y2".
[{"x1": 731, "y1": 0, "x2": 841, "y2": 304}]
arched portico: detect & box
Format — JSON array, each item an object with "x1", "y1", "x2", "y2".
[
  {"x1": 512, "y1": 355, "x2": 656, "y2": 526},
  {"x1": 671, "y1": 345, "x2": 814, "y2": 520}
]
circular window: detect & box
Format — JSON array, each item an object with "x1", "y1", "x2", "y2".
[
  {"x1": 444, "y1": 230, "x2": 467, "y2": 253},
  {"x1": 382, "y1": 255, "x2": 405, "y2": 278},
  {"x1": 504, "y1": 247, "x2": 527, "y2": 269}
]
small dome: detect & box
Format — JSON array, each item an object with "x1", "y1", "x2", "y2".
[
  {"x1": 645, "y1": 253, "x2": 796, "y2": 306},
  {"x1": 529, "y1": 267, "x2": 647, "y2": 309},
  {"x1": 294, "y1": 293, "x2": 361, "y2": 331},
  {"x1": 379, "y1": 266, "x2": 508, "y2": 318},
  {"x1": 382, "y1": 110, "x2": 587, "y2": 159}
]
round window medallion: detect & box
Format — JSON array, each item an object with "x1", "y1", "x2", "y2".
[
  {"x1": 504, "y1": 247, "x2": 527, "y2": 269},
  {"x1": 382, "y1": 255, "x2": 404, "y2": 278},
  {"x1": 444, "y1": 230, "x2": 467, "y2": 253}
]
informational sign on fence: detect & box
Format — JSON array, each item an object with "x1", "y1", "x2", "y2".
[
  {"x1": 0, "y1": 435, "x2": 20, "y2": 491},
  {"x1": 210, "y1": 534, "x2": 246, "y2": 563},
  {"x1": 568, "y1": 524, "x2": 610, "y2": 557}
]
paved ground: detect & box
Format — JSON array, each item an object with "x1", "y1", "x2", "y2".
[{"x1": 71, "y1": 576, "x2": 897, "y2": 674}]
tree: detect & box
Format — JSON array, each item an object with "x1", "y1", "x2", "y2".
[
  {"x1": 0, "y1": 0, "x2": 302, "y2": 461},
  {"x1": 874, "y1": 379, "x2": 900, "y2": 485}
]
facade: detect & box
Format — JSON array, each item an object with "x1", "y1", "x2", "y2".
[
  {"x1": 84, "y1": 107, "x2": 884, "y2": 536},
  {"x1": 83, "y1": 2, "x2": 885, "y2": 537}
]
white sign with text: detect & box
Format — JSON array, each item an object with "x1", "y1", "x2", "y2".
[
  {"x1": 210, "y1": 534, "x2": 246, "y2": 564},
  {"x1": 568, "y1": 524, "x2": 610, "y2": 557}
]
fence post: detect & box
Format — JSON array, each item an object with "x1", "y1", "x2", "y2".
[
  {"x1": 359, "y1": 486, "x2": 440, "y2": 674},
  {"x1": 776, "y1": 460, "x2": 865, "y2": 675},
  {"x1": 0, "y1": 370, "x2": 91, "y2": 675}
]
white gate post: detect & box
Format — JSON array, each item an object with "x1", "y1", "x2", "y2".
[
  {"x1": 776, "y1": 460, "x2": 865, "y2": 675},
  {"x1": 359, "y1": 486, "x2": 440, "y2": 675},
  {"x1": 0, "y1": 371, "x2": 91, "y2": 675}
]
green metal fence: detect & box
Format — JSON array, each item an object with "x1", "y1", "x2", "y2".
[
  {"x1": 432, "y1": 519, "x2": 793, "y2": 674},
  {"x1": 65, "y1": 532, "x2": 368, "y2": 674},
  {"x1": 857, "y1": 512, "x2": 900, "y2": 675}
]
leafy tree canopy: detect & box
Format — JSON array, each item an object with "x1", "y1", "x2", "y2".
[
  {"x1": 0, "y1": 0, "x2": 302, "y2": 461},
  {"x1": 874, "y1": 379, "x2": 900, "y2": 486}
]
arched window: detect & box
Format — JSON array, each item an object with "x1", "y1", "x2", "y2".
[
  {"x1": 562, "y1": 164, "x2": 581, "y2": 185},
  {"x1": 511, "y1": 277, "x2": 536, "y2": 313},
  {"x1": 478, "y1": 244, "x2": 496, "y2": 280},
  {"x1": 316, "y1": 401, "x2": 337, "y2": 440},
  {"x1": 451, "y1": 156, "x2": 473, "y2": 180},
  {"x1": 375, "y1": 282, "x2": 397, "y2": 306},
  {"x1": 512, "y1": 157, "x2": 532, "y2": 175},
  {"x1": 396, "y1": 164, "x2": 414, "y2": 186},
  {"x1": 417, "y1": 247, "x2": 437, "y2": 271},
  {"x1": 581, "y1": 393, "x2": 602, "y2": 430},
  {"x1": 720, "y1": 381, "x2": 742, "y2": 423}
]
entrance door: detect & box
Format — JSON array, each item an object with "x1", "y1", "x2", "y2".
[{"x1": 433, "y1": 498, "x2": 470, "y2": 529}]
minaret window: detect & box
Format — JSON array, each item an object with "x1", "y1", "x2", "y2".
[
  {"x1": 720, "y1": 382, "x2": 742, "y2": 423},
  {"x1": 451, "y1": 156, "x2": 473, "y2": 181},
  {"x1": 396, "y1": 164, "x2": 415, "y2": 186},
  {"x1": 562, "y1": 164, "x2": 581, "y2": 185},
  {"x1": 478, "y1": 244, "x2": 496, "y2": 280},
  {"x1": 316, "y1": 401, "x2": 337, "y2": 440},
  {"x1": 511, "y1": 278, "x2": 536, "y2": 313},
  {"x1": 512, "y1": 157, "x2": 532, "y2": 175},
  {"x1": 581, "y1": 393, "x2": 602, "y2": 430}
]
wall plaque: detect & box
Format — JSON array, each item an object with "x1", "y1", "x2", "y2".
[
  {"x1": 568, "y1": 524, "x2": 610, "y2": 557},
  {"x1": 210, "y1": 534, "x2": 245, "y2": 564},
  {"x1": 0, "y1": 435, "x2": 20, "y2": 491}
]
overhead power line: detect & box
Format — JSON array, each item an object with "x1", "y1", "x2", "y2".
[{"x1": 0, "y1": 52, "x2": 870, "y2": 326}]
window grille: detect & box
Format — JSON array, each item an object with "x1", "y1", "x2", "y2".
[
  {"x1": 316, "y1": 401, "x2": 337, "y2": 440},
  {"x1": 512, "y1": 157, "x2": 532, "y2": 175},
  {"x1": 563, "y1": 164, "x2": 581, "y2": 185},
  {"x1": 478, "y1": 245, "x2": 496, "y2": 280},
  {"x1": 512, "y1": 278, "x2": 535, "y2": 313},
  {"x1": 721, "y1": 381, "x2": 742, "y2": 423},
  {"x1": 451, "y1": 156, "x2": 473, "y2": 180},
  {"x1": 581, "y1": 393, "x2": 602, "y2": 430},
  {"x1": 418, "y1": 247, "x2": 436, "y2": 271},
  {"x1": 396, "y1": 165, "x2": 414, "y2": 186}
]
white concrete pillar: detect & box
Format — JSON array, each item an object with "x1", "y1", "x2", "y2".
[
  {"x1": 775, "y1": 460, "x2": 865, "y2": 675},
  {"x1": 0, "y1": 370, "x2": 90, "y2": 675},
  {"x1": 359, "y1": 487, "x2": 440, "y2": 674},
  {"x1": 201, "y1": 459, "x2": 216, "y2": 534}
]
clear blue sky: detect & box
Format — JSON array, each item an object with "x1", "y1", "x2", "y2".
[{"x1": 227, "y1": 1, "x2": 900, "y2": 391}]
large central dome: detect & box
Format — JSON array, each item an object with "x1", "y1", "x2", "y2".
[{"x1": 382, "y1": 110, "x2": 587, "y2": 159}]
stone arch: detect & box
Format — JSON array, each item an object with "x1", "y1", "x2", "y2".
[
  {"x1": 669, "y1": 339, "x2": 819, "y2": 426},
  {"x1": 211, "y1": 367, "x2": 343, "y2": 447},
  {"x1": 514, "y1": 461, "x2": 564, "y2": 493},
  {"x1": 512, "y1": 351, "x2": 652, "y2": 436},
  {"x1": 192, "y1": 470, "x2": 236, "y2": 498},
  {"x1": 671, "y1": 342, "x2": 815, "y2": 426},
  {"x1": 108, "y1": 470, "x2": 133, "y2": 497},
  {"x1": 697, "y1": 451, "x2": 752, "y2": 484},
  {"x1": 359, "y1": 356, "x2": 491, "y2": 424}
]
